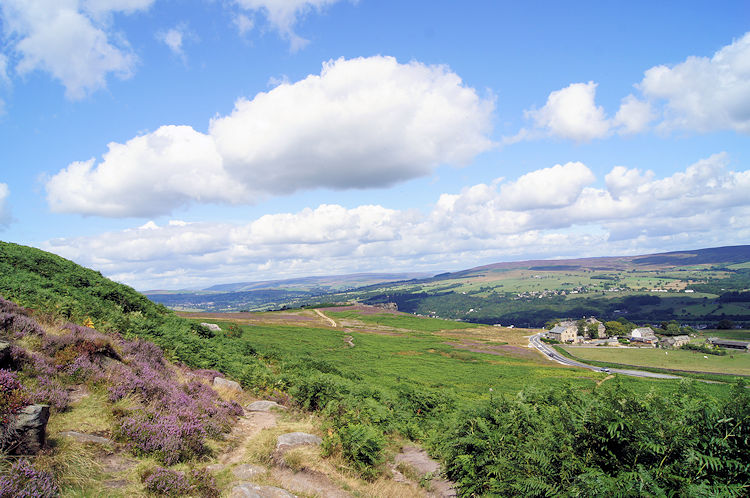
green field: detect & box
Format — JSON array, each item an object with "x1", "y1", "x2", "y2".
[{"x1": 563, "y1": 345, "x2": 750, "y2": 376}]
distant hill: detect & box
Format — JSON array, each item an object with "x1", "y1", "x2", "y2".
[
  {"x1": 145, "y1": 272, "x2": 432, "y2": 312},
  {"x1": 342, "y1": 245, "x2": 750, "y2": 328}
]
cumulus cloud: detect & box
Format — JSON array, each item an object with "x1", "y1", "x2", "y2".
[
  {"x1": 0, "y1": 0, "x2": 153, "y2": 99},
  {"x1": 509, "y1": 32, "x2": 750, "y2": 143},
  {"x1": 0, "y1": 183, "x2": 11, "y2": 229},
  {"x1": 46, "y1": 56, "x2": 495, "y2": 217},
  {"x1": 43, "y1": 154, "x2": 750, "y2": 289},
  {"x1": 233, "y1": 0, "x2": 346, "y2": 51},
  {"x1": 639, "y1": 32, "x2": 750, "y2": 134},
  {"x1": 525, "y1": 82, "x2": 611, "y2": 142},
  {"x1": 613, "y1": 94, "x2": 654, "y2": 134}
]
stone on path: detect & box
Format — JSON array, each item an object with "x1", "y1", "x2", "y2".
[
  {"x1": 247, "y1": 400, "x2": 285, "y2": 412},
  {"x1": 59, "y1": 431, "x2": 112, "y2": 445},
  {"x1": 275, "y1": 432, "x2": 322, "y2": 453},
  {"x1": 214, "y1": 376, "x2": 243, "y2": 392},
  {"x1": 232, "y1": 464, "x2": 266, "y2": 480},
  {"x1": 229, "y1": 482, "x2": 296, "y2": 498}
]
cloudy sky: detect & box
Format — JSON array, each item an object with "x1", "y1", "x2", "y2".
[{"x1": 1, "y1": 1, "x2": 749, "y2": 290}]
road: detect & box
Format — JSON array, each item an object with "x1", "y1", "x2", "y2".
[{"x1": 529, "y1": 333, "x2": 680, "y2": 379}]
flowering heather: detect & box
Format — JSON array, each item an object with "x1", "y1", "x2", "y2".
[
  {"x1": 0, "y1": 369, "x2": 27, "y2": 425},
  {"x1": 29, "y1": 377, "x2": 69, "y2": 412},
  {"x1": 117, "y1": 411, "x2": 207, "y2": 465},
  {"x1": 0, "y1": 312, "x2": 45, "y2": 338},
  {"x1": 0, "y1": 296, "x2": 22, "y2": 315},
  {"x1": 26, "y1": 353, "x2": 57, "y2": 377},
  {"x1": 121, "y1": 339, "x2": 166, "y2": 372},
  {"x1": 0, "y1": 459, "x2": 59, "y2": 498},
  {"x1": 142, "y1": 467, "x2": 191, "y2": 496}
]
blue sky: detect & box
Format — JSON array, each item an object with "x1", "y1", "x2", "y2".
[{"x1": 0, "y1": 0, "x2": 749, "y2": 290}]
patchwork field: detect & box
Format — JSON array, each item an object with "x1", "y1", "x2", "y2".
[
  {"x1": 562, "y1": 345, "x2": 750, "y2": 376},
  {"x1": 182, "y1": 306, "x2": 732, "y2": 401}
]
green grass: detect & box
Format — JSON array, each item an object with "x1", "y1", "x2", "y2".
[
  {"x1": 325, "y1": 311, "x2": 479, "y2": 332},
  {"x1": 561, "y1": 345, "x2": 750, "y2": 376},
  {"x1": 240, "y1": 322, "x2": 594, "y2": 401},
  {"x1": 700, "y1": 329, "x2": 750, "y2": 340}
]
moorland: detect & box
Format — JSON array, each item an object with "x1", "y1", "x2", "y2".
[{"x1": 1, "y1": 241, "x2": 749, "y2": 496}]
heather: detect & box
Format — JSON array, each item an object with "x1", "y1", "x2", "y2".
[
  {"x1": 0, "y1": 459, "x2": 59, "y2": 498},
  {"x1": 0, "y1": 297, "x2": 243, "y2": 493}
]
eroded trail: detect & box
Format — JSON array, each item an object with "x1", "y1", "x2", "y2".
[{"x1": 219, "y1": 410, "x2": 279, "y2": 465}]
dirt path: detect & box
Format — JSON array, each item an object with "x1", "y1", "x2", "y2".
[
  {"x1": 219, "y1": 410, "x2": 279, "y2": 465},
  {"x1": 314, "y1": 309, "x2": 337, "y2": 327},
  {"x1": 394, "y1": 446, "x2": 457, "y2": 497}
]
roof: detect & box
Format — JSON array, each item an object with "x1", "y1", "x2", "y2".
[{"x1": 707, "y1": 337, "x2": 750, "y2": 347}]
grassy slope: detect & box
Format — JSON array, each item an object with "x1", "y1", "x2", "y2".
[{"x1": 562, "y1": 346, "x2": 750, "y2": 376}]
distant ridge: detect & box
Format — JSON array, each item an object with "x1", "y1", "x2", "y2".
[{"x1": 429, "y1": 245, "x2": 750, "y2": 281}]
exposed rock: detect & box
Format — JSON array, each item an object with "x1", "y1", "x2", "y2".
[
  {"x1": 247, "y1": 400, "x2": 285, "y2": 412},
  {"x1": 0, "y1": 341, "x2": 10, "y2": 368},
  {"x1": 395, "y1": 446, "x2": 457, "y2": 498},
  {"x1": 7, "y1": 404, "x2": 50, "y2": 455},
  {"x1": 229, "y1": 482, "x2": 296, "y2": 498},
  {"x1": 275, "y1": 432, "x2": 322, "y2": 455},
  {"x1": 232, "y1": 463, "x2": 266, "y2": 480},
  {"x1": 343, "y1": 335, "x2": 354, "y2": 348},
  {"x1": 59, "y1": 431, "x2": 112, "y2": 445},
  {"x1": 201, "y1": 323, "x2": 222, "y2": 332},
  {"x1": 214, "y1": 376, "x2": 242, "y2": 392},
  {"x1": 205, "y1": 463, "x2": 226, "y2": 473}
]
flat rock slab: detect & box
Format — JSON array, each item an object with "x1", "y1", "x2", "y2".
[
  {"x1": 214, "y1": 376, "x2": 243, "y2": 392},
  {"x1": 276, "y1": 432, "x2": 322, "y2": 452},
  {"x1": 232, "y1": 464, "x2": 266, "y2": 480},
  {"x1": 229, "y1": 483, "x2": 296, "y2": 498},
  {"x1": 395, "y1": 446, "x2": 457, "y2": 498},
  {"x1": 247, "y1": 400, "x2": 285, "y2": 412},
  {"x1": 59, "y1": 431, "x2": 112, "y2": 445}
]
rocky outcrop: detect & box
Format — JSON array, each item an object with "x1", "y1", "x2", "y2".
[
  {"x1": 214, "y1": 376, "x2": 242, "y2": 392},
  {"x1": 229, "y1": 482, "x2": 296, "y2": 498},
  {"x1": 201, "y1": 323, "x2": 222, "y2": 332},
  {"x1": 6, "y1": 404, "x2": 50, "y2": 455},
  {"x1": 247, "y1": 400, "x2": 285, "y2": 412},
  {"x1": 275, "y1": 432, "x2": 322, "y2": 456},
  {"x1": 0, "y1": 341, "x2": 10, "y2": 368}
]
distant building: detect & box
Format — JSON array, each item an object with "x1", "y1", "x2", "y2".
[
  {"x1": 584, "y1": 317, "x2": 606, "y2": 338},
  {"x1": 707, "y1": 338, "x2": 750, "y2": 351},
  {"x1": 549, "y1": 321, "x2": 578, "y2": 343},
  {"x1": 660, "y1": 335, "x2": 690, "y2": 348},
  {"x1": 630, "y1": 327, "x2": 658, "y2": 346}
]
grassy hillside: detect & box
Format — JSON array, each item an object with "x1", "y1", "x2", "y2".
[{"x1": 2, "y1": 241, "x2": 749, "y2": 496}]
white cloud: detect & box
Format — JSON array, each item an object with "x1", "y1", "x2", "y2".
[
  {"x1": 0, "y1": 54, "x2": 10, "y2": 85},
  {"x1": 46, "y1": 125, "x2": 245, "y2": 217},
  {"x1": 43, "y1": 154, "x2": 750, "y2": 289},
  {"x1": 233, "y1": 0, "x2": 346, "y2": 51},
  {"x1": 0, "y1": 183, "x2": 11, "y2": 229},
  {"x1": 613, "y1": 94, "x2": 654, "y2": 134},
  {"x1": 46, "y1": 56, "x2": 495, "y2": 217},
  {"x1": 156, "y1": 24, "x2": 192, "y2": 60},
  {"x1": 508, "y1": 32, "x2": 750, "y2": 143},
  {"x1": 525, "y1": 82, "x2": 610, "y2": 142},
  {"x1": 0, "y1": 0, "x2": 153, "y2": 99},
  {"x1": 233, "y1": 13, "x2": 254, "y2": 36},
  {"x1": 640, "y1": 32, "x2": 750, "y2": 134}
]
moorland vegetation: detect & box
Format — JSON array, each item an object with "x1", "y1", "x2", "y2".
[{"x1": 1, "y1": 241, "x2": 749, "y2": 496}]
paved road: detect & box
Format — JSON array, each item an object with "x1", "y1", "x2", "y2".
[{"x1": 529, "y1": 333, "x2": 680, "y2": 379}]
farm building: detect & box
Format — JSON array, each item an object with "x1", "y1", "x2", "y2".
[
  {"x1": 706, "y1": 338, "x2": 750, "y2": 351},
  {"x1": 660, "y1": 335, "x2": 690, "y2": 348},
  {"x1": 548, "y1": 321, "x2": 579, "y2": 343},
  {"x1": 584, "y1": 317, "x2": 606, "y2": 338},
  {"x1": 630, "y1": 327, "x2": 658, "y2": 346}
]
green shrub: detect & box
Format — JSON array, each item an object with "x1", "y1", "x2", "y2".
[{"x1": 338, "y1": 423, "x2": 385, "y2": 479}]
